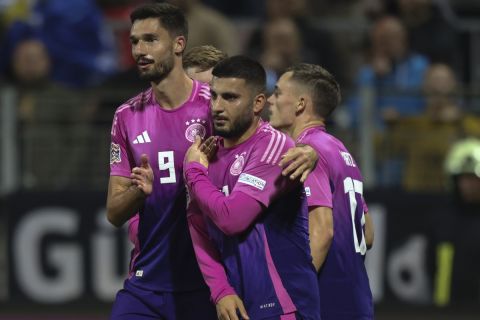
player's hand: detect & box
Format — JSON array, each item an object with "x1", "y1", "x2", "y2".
[
  {"x1": 216, "y1": 295, "x2": 249, "y2": 320},
  {"x1": 199, "y1": 136, "x2": 218, "y2": 160},
  {"x1": 130, "y1": 154, "x2": 154, "y2": 196},
  {"x1": 185, "y1": 135, "x2": 209, "y2": 168},
  {"x1": 279, "y1": 144, "x2": 318, "y2": 182}
]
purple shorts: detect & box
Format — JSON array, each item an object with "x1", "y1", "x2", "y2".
[{"x1": 110, "y1": 281, "x2": 216, "y2": 320}]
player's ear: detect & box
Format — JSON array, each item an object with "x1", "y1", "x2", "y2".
[
  {"x1": 253, "y1": 93, "x2": 266, "y2": 114},
  {"x1": 296, "y1": 97, "x2": 306, "y2": 113},
  {"x1": 174, "y1": 36, "x2": 186, "y2": 55}
]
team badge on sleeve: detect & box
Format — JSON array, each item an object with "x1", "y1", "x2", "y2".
[
  {"x1": 230, "y1": 152, "x2": 246, "y2": 176},
  {"x1": 110, "y1": 143, "x2": 121, "y2": 164}
]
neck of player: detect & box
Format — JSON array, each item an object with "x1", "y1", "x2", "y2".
[
  {"x1": 289, "y1": 115, "x2": 325, "y2": 141},
  {"x1": 151, "y1": 66, "x2": 193, "y2": 110},
  {"x1": 224, "y1": 117, "x2": 261, "y2": 148}
]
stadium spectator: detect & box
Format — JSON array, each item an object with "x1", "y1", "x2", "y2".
[
  {"x1": 258, "y1": 18, "x2": 308, "y2": 93},
  {"x1": 394, "y1": 0, "x2": 461, "y2": 74},
  {"x1": 10, "y1": 37, "x2": 95, "y2": 189},
  {"x1": 443, "y1": 138, "x2": 480, "y2": 302},
  {"x1": 384, "y1": 64, "x2": 480, "y2": 192},
  {"x1": 348, "y1": 15, "x2": 429, "y2": 129},
  {"x1": 165, "y1": 0, "x2": 239, "y2": 55},
  {"x1": 247, "y1": 0, "x2": 341, "y2": 88},
  {"x1": 32, "y1": 0, "x2": 117, "y2": 88},
  {"x1": 384, "y1": 64, "x2": 462, "y2": 191}
]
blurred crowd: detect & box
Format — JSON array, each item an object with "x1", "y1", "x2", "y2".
[{"x1": 1, "y1": 0, "x2": 480, "y2": 194}]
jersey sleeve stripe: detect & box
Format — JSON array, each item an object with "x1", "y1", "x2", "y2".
[
  {"x1": 260, "y1": 131, "x2": 277, "y2": 163},
  {"x1": 271, "y1": 133, "x2": 286, "y2": 165},
  {"x1": 199, "y1": 93, "x2": 211, "y2": 100},
  {"x1": 266, "y1": 131, "x2": 282, "y2": 164},
  {"x1": 200, "y1": 87, "x2": 211, "y2": 95}
]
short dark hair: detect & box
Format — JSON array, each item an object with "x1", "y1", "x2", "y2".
[
  {"x1": 183, "y1": 45, "x2": 227, "y2": 71},
  {"x1": 130, "y1": 3, "x2": 188, "y2": 42},
  {"x1": 212, "y1": 55, "x2": 266, "y2": 94},
  {"x1": 287, "y1": 63, "x2": 341, "y2": 118}
]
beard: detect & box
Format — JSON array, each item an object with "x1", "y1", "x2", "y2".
[
  {"x1": 214, "y1": 111, "x2": 254, "y2": 139},
  {"x1": 138, "y1": 54, "x2": 174, "y2": 83}
]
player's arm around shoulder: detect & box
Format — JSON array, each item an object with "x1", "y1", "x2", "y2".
[
  {"x1": 278, "y1": 143, "x2": 319, "y2": 182},
  {"x1": 106, "y1": 154, "x2": 153, "y2": 227}
]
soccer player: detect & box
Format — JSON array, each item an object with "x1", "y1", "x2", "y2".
[
  {"x1": 107, "y1": 3, "x2": 318, "y2": 319},
  {"x1": 268, "y1": 63, "x2": 374, "y2": 320},
  {"x1": 183, "y1": 45, "x2": 227, "y2": 83},
  {"x1": 184, "y1": 56, "x2": 321, "y2": 320},
  {"x1": 107, "y1": 3, "x2": 216, "y2": 319},
  {"x1": 126, "y1": 44, "x2": 227, "y2": 273}
]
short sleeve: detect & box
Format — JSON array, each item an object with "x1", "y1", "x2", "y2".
[
  {"x1": 110, "y1": 110, "x2": 133, "y2": 177},
  {"x1": 304, "y1": 152, "x2": 333, "y2": 208},
  {"x1": 232, "y1": 132, "x2": 295, "y2": 207}
]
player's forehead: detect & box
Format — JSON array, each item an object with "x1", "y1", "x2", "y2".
[
  {"x1": 211, "y1": 77, "x2": 248, "y2": 94},
  {"x1": 276, "y1": 71, "x2": 296, "y2": 91},
  {"x1": 130, "y1": 18, "x2": 168, "y2": 37}
]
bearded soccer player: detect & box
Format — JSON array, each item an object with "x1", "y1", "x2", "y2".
[
  {"x1": 184, "y1": 56, "x2": 320, "y2": 320},
  {"x1": 268, "y1": 64, "x2": 374, "y2": 320},
  {"x1": 107, "y1": 3, "x2": 216, "y2": 319},
  {"x1": 126, "y1": 44, "x2": 227, "y2": 271}
]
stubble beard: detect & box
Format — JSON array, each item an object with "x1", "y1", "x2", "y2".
[
  {"x1": 214, "y1": 112, "x2": 254, "y2": 139},
  {"x1": 138, "y1": 55, "x2": 174, "y2": 83}
]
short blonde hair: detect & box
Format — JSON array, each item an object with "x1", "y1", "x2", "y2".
[{"x1": 183, "y1": 45, "x2": 227, "y2": 72}]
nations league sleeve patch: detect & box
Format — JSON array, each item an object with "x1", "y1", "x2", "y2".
[
  {"x1": 110, "y1": 143, "x2": 121, "y2": 164},
  {"x1": 238, "y1": 173, "x2": 266, "y2": 191}
]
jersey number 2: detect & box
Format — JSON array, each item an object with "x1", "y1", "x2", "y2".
[
  {"x1": 344, "y1": 177, "x2": 367, "y2": 255},
  {"x1": 158, "y1": 151, "x2": 176, "y2": 184}
]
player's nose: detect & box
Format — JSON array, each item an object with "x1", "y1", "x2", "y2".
[
  {"x1": 267, "y1": 94, "x2": 274, "y2": 105},
  {"x1": 211, "y1": 98, "x2": 224, "y2": 113}
]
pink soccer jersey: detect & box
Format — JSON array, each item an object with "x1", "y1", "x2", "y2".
[
  {"x1": 110, "y1": 80, "x2": 213, "y2": 292},
  {"x1": 298, "y1": 126, "x2": 373, "y2": 319},
  {"x1": 185, "y1": 121, "x2": 320, "y2": 319}
]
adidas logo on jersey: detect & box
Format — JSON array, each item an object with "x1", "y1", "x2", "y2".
[{"x1": 133, "y1": 131, "x2": 151, "y2": 144}]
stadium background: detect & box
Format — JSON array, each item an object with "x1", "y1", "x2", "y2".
[{"x1": 1, "y1": 0, "x2": 480, "y2": 319}]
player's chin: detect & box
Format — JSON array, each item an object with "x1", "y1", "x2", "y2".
[
  {"x1": 213, "y1": 125, "x2": 230, "y2": 138},
  {"x1": 269, "y1": 119, "x2": 280, "y2": 129}
]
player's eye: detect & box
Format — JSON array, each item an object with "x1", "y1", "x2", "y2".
[
  {"x1": 144, "y1": 35, "x2": 156, "y2": 42},
  {"x1": 223, "y1": 94, "x2": 237, "y2": 101}
]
